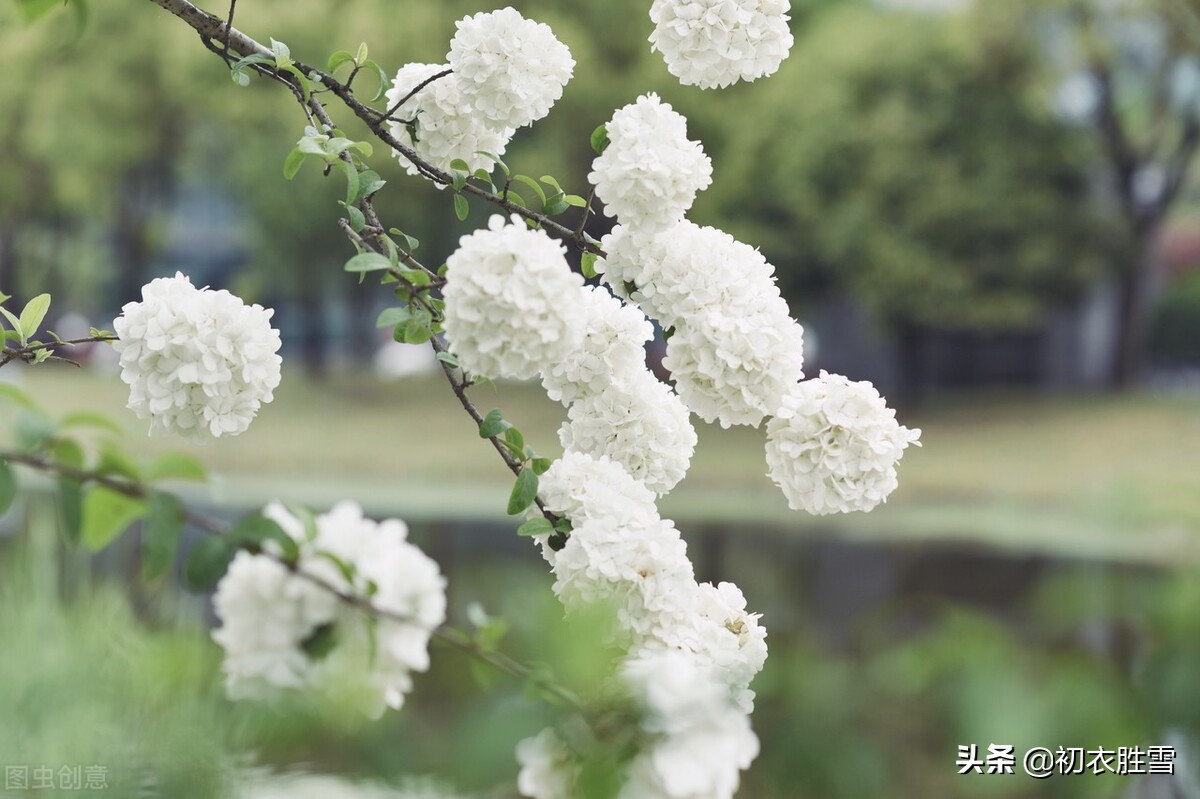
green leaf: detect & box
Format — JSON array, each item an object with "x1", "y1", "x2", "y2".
[
  {"x1": 283, "y1": 147, "x2": 306, "y2": 180},
  {"x1": 326, "y1": 50, "x2": 355, "y2": 74},
  {"x1": 581, "y1": 251, "x2": 599, "y2": 279},
  {"x1": 344, "y1": 252, "x2": 392, "y2": 273},
  {"x1": 142, "y1": 492, "x2": 184, "y2": 580},
  {"x1": 479, "y1": 409, "x2": 511, "y2": 439},
  {"x1": 81, "y1": 487, "x2": 146, "y2": 551},
  {"x1": 453, "y1": 193, "x2": 469, "y2": 221},
  {"x1": 531, "y1": 457, "x2": 552, "y2": 475},
  {"x1": 0, "y1": 460, "x2": 17, "y2": 516},
  {"x1": 15, "y1": 411, "x2": 56, "y2": 453},
  {"x1": 183, "y1": 535, "x2": 236, "y2": 592},
  {"x1": 18, "y1": 294, "x2": 50, "y2": 340},
  {"x1": 232, "y1": 514, "x2": 299, "y2": 563},
  {"x1": 301, "y1": 622, "x2": 338, "y2": 661},
  {"x1": 57, "y1": 478, "x2": 82, "y2": 545},
  {"x1": 145, "y1": 452, "x2": 208, "y2": 483},
  {"x1": 376, "y1": 307, "x2": 411, "y2": 328},
  {"x1": 59, "y1": 410, "x2": 121, "y2": 435},
  {"x1": 338, "y1": 160, "x2": 360, "y2": 206},
  {"x1": 51, "y1": 439, "x2": 84, "y2": 470},
  {"x1": 512, "y1": 174, "x2": 547, "y2": 208},
  {"x1": 516, "y1": 517, "x2": 553, "y2": 537},
  {"x1": 590, "y1": 123, "x2": 609, "y2": 155},
  {"x1": 0, "y1": 306, "x2": 24, "y2": 343},
  {"x1": 503, "y1": 426, "x2": 525, "y2": 455},
  {"x1": 507, "y1": 467, "x2": 538, "y2": 515},
  {"x1": 0, "y1": 383, "x2": 39, "y2": 410},
  {"x1": 362, "y1": 58, "x2": 390, "y2": 102}
]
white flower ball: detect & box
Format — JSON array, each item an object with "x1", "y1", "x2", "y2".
[
  {"x1": 645, "y1": 581, "x2": 768, "y2": 712},
  {"x1": 765, "y1": 371, "x2": 922, "y2": 515},
  {"x1": 619, "y1": 650, "x2": 760, "y2": 799},
  {"x1": 558, "y1": 370, "x2": 697, "y2": 496},
  {"x1": 664, "y1": 307, "x2": 806, "y2": 428},
  {"x1": 649, "y1": 0, "x2": 794, "y2": 90},
  {"x1": 448, "y1": 7, "x2": 575, "y2": 130},
  {"x1": 442, "y1": 215, "x2": 584, "y2": 380},
  {"x1": 589, "y1": 94, "x2": 712, "y2": 230},
  {"x1": 213, "y1": 502, "x2": 446, "y2": 718},
  {"x1": 384, "y1": 62, "x2": 513, "y2": 178},
  {"x1": 515, "y1": 728, "x2": 578, "y2": 799},
  {"x1": 599, "y1": 221, "x2": 782, "y2": 328},
  {"x1": 112, "y1": 272, "x2": 282, "y2": 439},
  {"x1": 550, "y1": 512, "x2": 696, "y2": 644},
  {"x1": 538, "y1": 452, "x2": 660, "y2": 528},
  {"x1": 540, "y1": 286, "x2": 653, "y2": 406}
]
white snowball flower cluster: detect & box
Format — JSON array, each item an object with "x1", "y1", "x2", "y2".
[
  {"x1": 644, "y1": 580, "x2": 768, "y2": 712},
  {"x1": 589, "y1": 94, "x2": 712, "y2": 230},
  {"x1": 384, "y1": 63, "x2": 513, "y2": 178},
  {"x1": 535, "y1": 284, "x2": 696, "y2": 496},
  {"x1": 212, "y1": 501, "x2": 446, "y2": 718},
  {"x1": 558, "y1": 370, "x2": 696, "y2": 496},
  {"x1": 442, "y1": 215, "x2": 583, "y2": 380},
  {"x1": 766, "y1": 371, "x2": 922, "y2": 515},
  {"x1": 619, "y1": 651, "x2": 760, "y2": 799},
  {"x1": 386, "y1": 8, "x2": 573, "y2": 176},
  {"x1": 649, "y1": 0, "x2": 795, "y2": 89},
  {"x1": 540, "y1": 286, "x2": 653, "y2": 405},
  {"x1": 112, "y1": 272, "x2": 281, "y2": 439},
  {"x1": 449, "y1": 8, "x2": 575, "y2": 130},
  {"x1": 515, "y1": 728, "x2": 578, "y2": 799}
]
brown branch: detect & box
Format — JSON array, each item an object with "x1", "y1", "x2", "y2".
[{"x1": 0, "y1": 334, "x2": 118, "y2": 368}]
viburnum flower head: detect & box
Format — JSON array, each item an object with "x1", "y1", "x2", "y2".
[
  {"x1": 212, "y1": 501, "x2": 447, "y2": 718},
  {"x1": 589, "y1": 94, "x2": 713, "y2": 230},
  {"x1": 540, "y1": 285, "x2": 654, "y2": 406},
  {"x1": 649, "y1": 0, "x2": 795, "y2": 90},
  {"x1": 665, "y1": 306, "x2": 806, "y2": 428},
  {"x1": 442, "y1": 215, "x2": 584, "y2": 380},
  {"x1": 558, "y1": 370, "x2": 697, "y2": 496},
  {"x1": 765, "y1": 371, "x2": 922, "y2": 515},
  {"x1": 599, "y1": 221, "x2": 781, "y2": 328},
  {"x1": 384, "y1": 62, "x2": 513, "y2": 178},
  {"x1": 112, "y1": 272, "x2": 281, "y2": 439},
  {"x1": 448, "y1": 7, "x2": 575, "y2": 130},
  {"x1": 618, "y1": 650, "x2": 760, "y2": 799}
]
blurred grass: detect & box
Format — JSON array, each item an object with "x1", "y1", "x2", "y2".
[{"x1": 8, "y1": 366, "x2": 1200, "y2": 563}]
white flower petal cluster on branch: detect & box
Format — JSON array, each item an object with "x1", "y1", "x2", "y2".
[
  {"x1": 589, "y1": 94, "x2": 712, "y2": 230},
  {"x1": 442, "y1": 215, "x2": 584, "y2": 380},
  {"x1": 558, "y1": 370, "x2": 696, "y2": 496},
  {"x1": 619, "y1": 651, "x2": 760, "y2": 799},
  {"x1": 665, "y1": 306, "x2": 806, "y2": 428},
  {"x1": 384, "y1": 62, "x2": 513, "y2": 178},
  {"x1": 540, "y1": 286, "x2": 653, "y2": 405},
  {"x1": 112, "y1": 272, "x2": 282, "y2": 439},
  {"x1": 386, "y1": 8, "x2": 573, "y2": 177},
  {"x1": 765, "y1": 371, "x2": 923, "y2": 515},
  {"x1": 515, "y1": 728, "x2": 579, "y2": 799},
  {"x1": 212, "y1": 501, "x2": 446, "y2": 718},
  {"x1": 649, "y1": 0, "x2": 795, "y2": 90},
  {"x1": 448, "y1": 7, "x2": 575, "y2": 131}
]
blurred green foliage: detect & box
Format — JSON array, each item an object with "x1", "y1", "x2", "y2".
[{"x1": 1148, "y1": 273, "x2": 1200, "y2": 365}]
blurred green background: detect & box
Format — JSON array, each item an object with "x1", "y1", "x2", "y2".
[{"x1": 3, "y1": 0, "x2": 1200, "y2": 797}]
